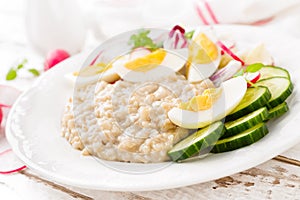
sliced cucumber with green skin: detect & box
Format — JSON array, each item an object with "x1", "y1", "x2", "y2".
[
  {"x1": 225, "y1": 87, "x2": 271, "y2": 122},
  {"x1": 255, "y1": 77, "x2": 293, "y2": 108},
  {"x1": 211, "y1": 123, "x2": 269, "y2": 153},
  {"x1": 268, "y1": 102, "x2": 289, "y2": 119},
  {"x1": 168, "y1": 121, "x2": 225, "y2": 161},
  {"x1": 259, "y1": 66, "x2": 290, "y2": 80},
  {"x1": 223, "y1": 107, "x2": 269, "y2": 139}
]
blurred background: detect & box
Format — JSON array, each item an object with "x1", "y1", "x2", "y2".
[
  {"x1": 0, "y1": 0, "x2": 300, "y2": 198},
  {"x1": 0, "y1": 0, "x2": 300, "y2": 90}
]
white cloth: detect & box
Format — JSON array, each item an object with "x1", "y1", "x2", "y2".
[{"x1": 85, "y1": 0, "x2": 300, "y2": 39}]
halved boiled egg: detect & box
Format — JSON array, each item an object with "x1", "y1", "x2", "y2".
[
  {"x1": 168, "y1": 76, "x2": 247, "y2": 129},
  {"x1": 65, "y1": 62, "x2": 119, "y2": 86},
  {"x1": 186, "y1": 30, "x2": 221, "y2": 83},
  {"x1": 244, "y1": 43, "x2": 273, "y2": 65},
  {"x1": 112, "y1": 48, "x2": 187, "y2": 82}
]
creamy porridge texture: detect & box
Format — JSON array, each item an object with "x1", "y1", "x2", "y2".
[
  {"x1": 60, "y1": 26, "x2": 294, "y2": 163},
  {"x1": 61, "y1": 73, "x2": 215, "y2": 163}
]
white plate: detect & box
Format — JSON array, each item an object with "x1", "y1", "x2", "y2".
[{"x1": 6, "y1": 25, "x2": 300, "y2": 191}]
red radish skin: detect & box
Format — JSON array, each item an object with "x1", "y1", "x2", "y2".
[
  {"x1": 217, "y1": 41, "x2": 245, "y2": 65},
  {"x1": 89, "y1": 50, "x2": 103, "y2": 66},
  {"x1": 210, "y1": 60, "x2": 242, "y2": 86},
  {"x1": 0, "y1": 104, "x2": 11, "y2": 125},
  {"x1": 165, "y1": 25, "x2": 188, "y2": 49},
  {"x1": 221, "y1": 43, "x2": 235, "y2": 55},
  {"x1": 250, "y1": 72, "x2": 261, "y2": 83},
  {"x1": 44, "y1": 49, "x2": 70, "y2": 71},
  {"x1": 0, "y1": 149, "x2": 27, "y2": 174},
  {"x1": 181, "y1": 36, "x2": 188, "y2": 48},
  {"x1": 0, "y1": 165, "x2": 27, "y2": 174},
  {"x1": 244, "y1": 72, "x2": 261, "y2": 87},
  {"x1": 0, "y1": 107, "x2": 3, "y2": 125},
  {"x1": 169, "y1": 25, "x2": 185, "y2": 37},
  {"x1": 0, "y1": 104, "x2": 11, "y2": 108}
]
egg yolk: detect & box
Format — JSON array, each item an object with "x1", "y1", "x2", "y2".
[
  {"x1": 124, "y1": 49, "x2": 166, "y2": 72},
  {"x1": 75, "y1": 62, "x2": 112, "y2": 77},
  {"x1": 188, "y1": 33, "x2": 219, "y2": 64},
  {"x1": 180, "y1": 88, "x2": 222, "y2": 111}
]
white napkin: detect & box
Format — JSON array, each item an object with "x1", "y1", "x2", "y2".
[
  {"x1": 193, "y1": 0, "x2": 300, "y2": 24},
  {"x1": 86, "y1": 0, "x2": 300, "y2": 38}
]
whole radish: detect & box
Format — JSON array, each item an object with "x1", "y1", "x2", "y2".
[
  {"x1": 44, "y1": 49, "x2": 70, "y2": 71},
  {"x1": 0, "y1": 107, "x2": 3, "y2": 125}
]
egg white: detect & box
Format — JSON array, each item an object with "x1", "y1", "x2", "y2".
[
  {"x1": 113, "y1": 48, "x2": 187, "y2": 82},
  {"x1": 168, "y1": 76, "x2": 247, "y2": 129},
  {"x1": 187, "y1": 29, "x2": 221, "y2": 83},
  {"x1": 65, "y1": 67, "x2": 119, "y2": 86}
]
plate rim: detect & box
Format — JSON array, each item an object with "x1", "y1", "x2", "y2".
[{"x1": 5, "y1": 24, "x2": 300, "y2": 191}]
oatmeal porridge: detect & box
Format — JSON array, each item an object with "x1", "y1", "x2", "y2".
[{"x1": 61, "y1": 73, "x2": 214, "y2": 163}]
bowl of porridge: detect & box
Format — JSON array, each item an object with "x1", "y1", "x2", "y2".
[
  {"x1": 6, "y1": 25, "x2": 299, "y2": 190},
  {"x1": 61, "y1": 26, "x2": 292, "y2": 163}
]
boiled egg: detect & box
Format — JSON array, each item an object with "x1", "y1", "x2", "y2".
[
  {"x1": 223, "y1": 43, "x2": 273, "y2": 66},
  {"x1": 186, "y1": 30, "x2": 221, "y2": 83},
  {"x1": 244, "y1": 43, "x2": 273, "y2": 65},
  {"x1": 112, "y1": 48, "x2": 187, "y2": 82},
  {"x1": 65, "y1": 62, "x2": 119, "y2": 86},
  {"x1": 168, "y1": 76, "x2": 247, "y2": 129}
]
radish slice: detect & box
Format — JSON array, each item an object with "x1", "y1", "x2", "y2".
[
  {"x1": 0, "y1": 149, "x2": 12, "y2": 156},
  {"x1": 0, "y1": 104, "x2": 11, "y2": 108},
  {"x1": 0, "y1": 108, "x2": 3, "y2": 125},
  {"x1": 0, "y1": 85, "x2": 21, "y2": 106},
  {"x1": 0, "y1": 165, "x2": 27, "y2": 174},
  {"x1": 164, "y1": 25, "x2": 188, "y2": 49},
  {"x1": 0, "y1": 103, "x2": 10, "y2": 125},
  {"x1": 0, "y1": 149, "x2": 27, "y2": 174},
  {"x1": 217, "y1": 41, "x2": 245, "y2": 65},
  {"x1": 169, "y1": 25, "x2": 185, "y2": 37},
  {"x1": 44, "y1": 49, "x2": 70, "y2": 71},
  {"x1": 244, "y1": 72, "x2": 261, "y2": 87},
  {"x1": 0, "y1": 85, "x2": 21, "y2": 125},
  {"x1": 89, "y1": 50, "x2": 103, "y2": 66},
  {"x1": 210, "y1": 60, "x2": 242, "y2": 86}
]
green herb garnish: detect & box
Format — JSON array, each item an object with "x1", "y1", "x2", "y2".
[
  {"x1": 17, "y1": 59, "x2": 28, "y2": 70},
  {"x1": 5, "y1": 59, "x2": 40, "y2": 81},
  {"x1": 184, "y1": 30, "x2": 195, "y2": 40},
  {"x1": 28, "y1": 68, "x2": 40, "y2": 76},
  {"x1": 6, "y1": 68, "x2": 17, "y2": 80},
  {"x1": 128, "y1": 29, "x2": 161, "y2": 51},
  {"x1": 234, "y1": 63, "x2": 264, "y2": 77},
  {"x1": 246, "y1": 63, "x2": 264, "y2": 73}
]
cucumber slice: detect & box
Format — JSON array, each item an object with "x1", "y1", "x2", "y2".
[
  {"x1": 226, "y1": 86, "x2": 271, "y2": 121},
  {"x1": 223, "y1": 107, "x2": 269, "y2": 139},
  {"x1": 211, "y1": 123, "x2": 269, "y2": 153},
  {"x1": 268, "y1": 102, "x2": 289, "y2": 119},
  {"x1": 259, "y1": 66, "x2": 290, "y2": 80},
  {"x1": 168, "y1": 121, "x2": 225, "y2": 161},
  {"x1": 255, "y1": 77, "x2": 293, "y2": 108}
]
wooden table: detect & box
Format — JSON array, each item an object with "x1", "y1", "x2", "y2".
[
  {"x1": 1, "y1": 132, "x2": 300, "y2": 200},
  {"x1": 0, "y1": 1, "x2": 300, "y2": 199}
]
